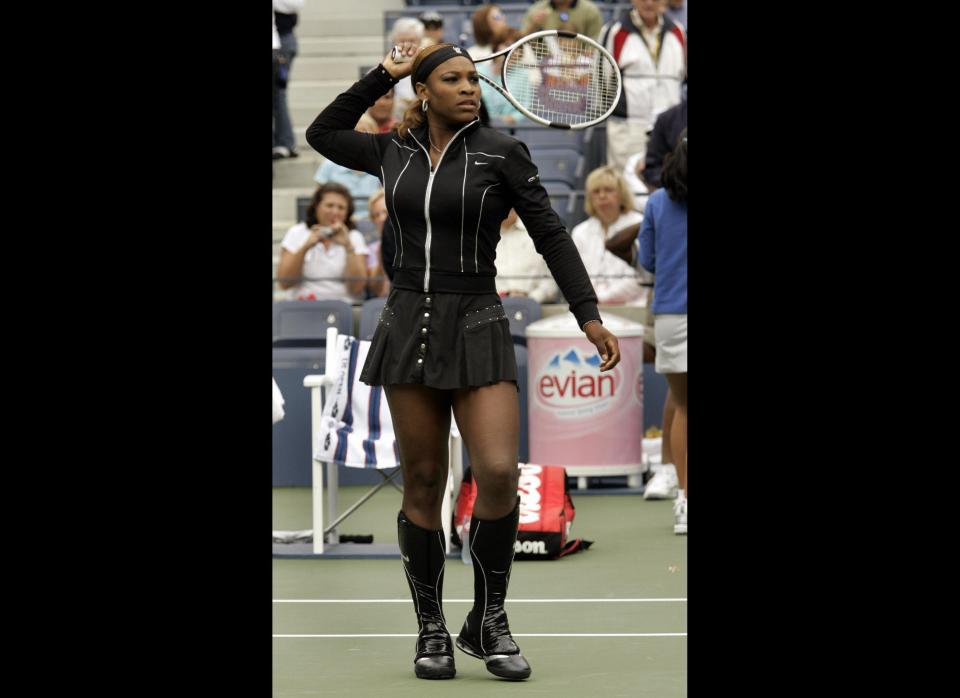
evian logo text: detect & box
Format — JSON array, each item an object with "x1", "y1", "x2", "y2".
[
  {"x1": 534, "y1": 347, "x2": 619, "y2": 415},
  {"x1": 539, "y1": 372, "x2": 614, "y2": 399}
]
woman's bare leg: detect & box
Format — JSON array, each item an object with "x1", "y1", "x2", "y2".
[
  {"x1": 452, "y1": 382, "x2": 520, "y2": 520},
  {"x1": 664, "y1": 373, "x2": 687, "y2": 495},
  {"x1": 384, "y1": 384, "x2": 452, "y2": 528}
]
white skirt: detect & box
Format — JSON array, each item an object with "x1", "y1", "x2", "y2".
[{"x1": 654, "y1": 314, "x2": 687, "y2": 374}]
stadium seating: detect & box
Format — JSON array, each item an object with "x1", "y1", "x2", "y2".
[{"x1": 273, "y1": 299, "x2": 353, "y2": 346}]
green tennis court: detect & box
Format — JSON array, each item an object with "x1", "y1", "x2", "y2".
[{"x1": 274, "y1": 485, "x2": 687, "y2": 696}]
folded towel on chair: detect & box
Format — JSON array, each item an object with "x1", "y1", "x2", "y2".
[
  {"x1": 272, "y1": 377, "x2": 285, "y2": 424},
  {"x1": 314, "y1": 335, "x2": 400, "y2": 469}
]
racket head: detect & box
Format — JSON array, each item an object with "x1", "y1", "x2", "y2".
[{"x1": 491, "y1": 30, "x2": 622, "y2": 130}]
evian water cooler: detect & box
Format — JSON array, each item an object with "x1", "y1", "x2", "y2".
[{"x1": 525, "y1": 312, "x2": 646, "y2": 488}]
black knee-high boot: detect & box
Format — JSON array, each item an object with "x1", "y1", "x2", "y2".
[
  {"x1": 456, "y1": 501, "x2": 532, "y2": 680},
  {"x1": 397, "y1": 510, "x2": 455, "y2": 679}
]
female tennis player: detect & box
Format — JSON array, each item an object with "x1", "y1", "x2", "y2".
[{"x1": 306, "y1": 40, "x2": 620, "y2": 681}]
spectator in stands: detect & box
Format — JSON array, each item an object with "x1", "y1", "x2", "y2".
[
  {"x1": 522, "y1": 0, "x2": 604, "y2": 40},
  {"x1": 419, "y1": 10, "x2": 446, "y2": 46},
  {"x1": 273, "y1": 0, "x2": 305, "y2": 160},
  {"x1": 571, "y1": 166, "x2": 646, "y2": 305},
  {"x1": 368, "y1": 87, "x2": 398, "y2": 133},
  {"x1": 355, "y1": 113, "x2": 377, "y2": 133},
  {"x1": 478, "y1": 28, "x2": 529, "y2": 124},
  {"x1": 665, "y1": 0, "x2": 687, "y2": 29},
  {"x1": 468, "y1": 4, "x2": 510, "y2": 60},
  {"x1": 313, "y1": 115, "x2": 383, "y2": 201},
  {"x1": 600, "y1": 0, "x2": 686, "y2": 170},
  {"x1": 366, "y1": 189, "x2": 390, "y2": 298},
  {"x1": 622, "y1": 156, "x2": 651, "y2": 214},
  {"x1": 389, "y1": 18, "x2": 426, "y2": 121},
  {"x1": 638, "y1": 129, "x2": 687, "y2": 535},
  {"x1": 273, "y1": 10, "x2": 282, "y2": 179},
  {"x1": 641, "y1": 82, "x2": 687, "y2": 189},
  {"x1": 277, "y1": 182, "x2": 369, "y2": 303},
  {"x1": 495, "y1": 209, "x2": 560, "y2": 302}
]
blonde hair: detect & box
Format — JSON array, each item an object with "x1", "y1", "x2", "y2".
[
  {"x1": 355, "y1": 113, "x2": 378, "y2": 134},
  {"x1": 583, "y1": 166, "x2": 635, "y2": 217},
  {"x1": 395, "y1": 43, "x2": 454, "y2": 138},
  {"x1": 368, "y1": 188, "x2": 386, "y2": 217}
]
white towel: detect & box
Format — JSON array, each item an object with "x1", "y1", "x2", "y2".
[
  {"x1": 314, "y1": 335, "x2": 400, "y2": 469},
  {"x1": 272, "y1": 377, "x2": 285, "y2": 424}
]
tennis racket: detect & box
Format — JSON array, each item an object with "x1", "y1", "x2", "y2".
[{"x1": 392, "y1": 30, "x2": 622, "y2": 130}]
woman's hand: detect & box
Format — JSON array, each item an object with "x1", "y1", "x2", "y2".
[
  {"x1": 303, "y1": 225, "x2": 327, "y2": 251},
  {"x1": 329, "y1": 223, "x2": 354, "y2": 252},
  {"x1": 585, "y1": 321, "x2": 620, "y2": 372},
  {"x1": 383, "y1": 40, "x2": 421, "y2": 80}
]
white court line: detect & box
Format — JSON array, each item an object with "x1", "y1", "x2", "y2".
[
  {"x1": 274, "y1": 633, "x2": 686, "y2": 638},
  {"x1": 273, "y1": 598, "x2": 686, "y2": 603}
]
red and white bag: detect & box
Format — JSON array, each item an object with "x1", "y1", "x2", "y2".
[{"x1": 452, "y1": 463, "x2": 592, "y2": 560}]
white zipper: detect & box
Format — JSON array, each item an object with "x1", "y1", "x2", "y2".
[
  {"x1": 423, "y1": 170, "x2": 436, "y2": 292},
  {"x1": 410, "y1": 119, "x2": 478, "y2": 293}
]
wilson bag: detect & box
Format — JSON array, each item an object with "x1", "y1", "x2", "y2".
[{"x1": 453, "y1": 463, "x2": 592, "y2": 560}]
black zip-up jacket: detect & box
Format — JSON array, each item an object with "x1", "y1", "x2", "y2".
[{"x1": 306, "y1": 65, "x2": 601, "y2": 330}]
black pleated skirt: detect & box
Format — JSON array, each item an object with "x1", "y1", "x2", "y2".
[{"x1": 359, "y1": 288, "x2": 518, "y2": 390}]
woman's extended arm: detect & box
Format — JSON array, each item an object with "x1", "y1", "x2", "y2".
[
  {"x1": 306, "y1": 44, "x2": 418, "y2": 175},
  {"x1": 502, "y1": 141, "x2": 600, "y2": 330}
]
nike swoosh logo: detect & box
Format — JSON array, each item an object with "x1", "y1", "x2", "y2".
[
  {"x1": 474, "y1": 161, "x2": 488, "y2": 165},
  {"x1": 401, "y1": 553, "x2": 410, "y2": 562}
]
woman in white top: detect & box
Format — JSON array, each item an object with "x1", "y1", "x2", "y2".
[
  {"x1": 494, "y1": 209, "x2": 559, "y2": 302},
  {"x1": 277, "y1": 182, "x2": 369, "y2": 302},
  {"x1": 570, "y1": 166, "x2": 647, "y2": 305}
]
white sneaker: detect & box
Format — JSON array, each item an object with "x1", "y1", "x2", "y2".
[
  {"x1": 642, "y1": 437, "x2": 662, "y2": 465},
  {"x1": 643, "y1": 463, "x2": 679, "y2": 500},
  {"x1": 673, "y1": 495, "x2": 687, "y2": 535}
]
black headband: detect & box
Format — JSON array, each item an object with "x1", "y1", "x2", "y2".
[{"x1": 413, "y1": 45, "x2": 474, "y2": 86}]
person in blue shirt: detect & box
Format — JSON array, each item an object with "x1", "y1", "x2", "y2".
[{"x1": 639, "y1": 127, "x2": 687, "y2": 534}]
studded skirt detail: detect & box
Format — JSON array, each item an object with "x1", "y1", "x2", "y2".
[{"x1": 359, "y1": 288, "x2": 518, "y2": 390}]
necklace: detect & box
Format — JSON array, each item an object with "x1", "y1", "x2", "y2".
[{"x1": 428, "y1": 133, "x2": 445, "y2": 154}]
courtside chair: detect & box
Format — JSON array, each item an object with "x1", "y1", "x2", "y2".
[{"x1": 297, "y1": 327, "x2": 464, "y2": 556}]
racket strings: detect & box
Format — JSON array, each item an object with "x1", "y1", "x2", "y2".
[{"x1": 502, "y1": 38, "x2": 618, "y2": 126}]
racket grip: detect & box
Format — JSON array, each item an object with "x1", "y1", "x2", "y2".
[{"x1": 390, "y1": 46, "x2": 412, "y2": 64}]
